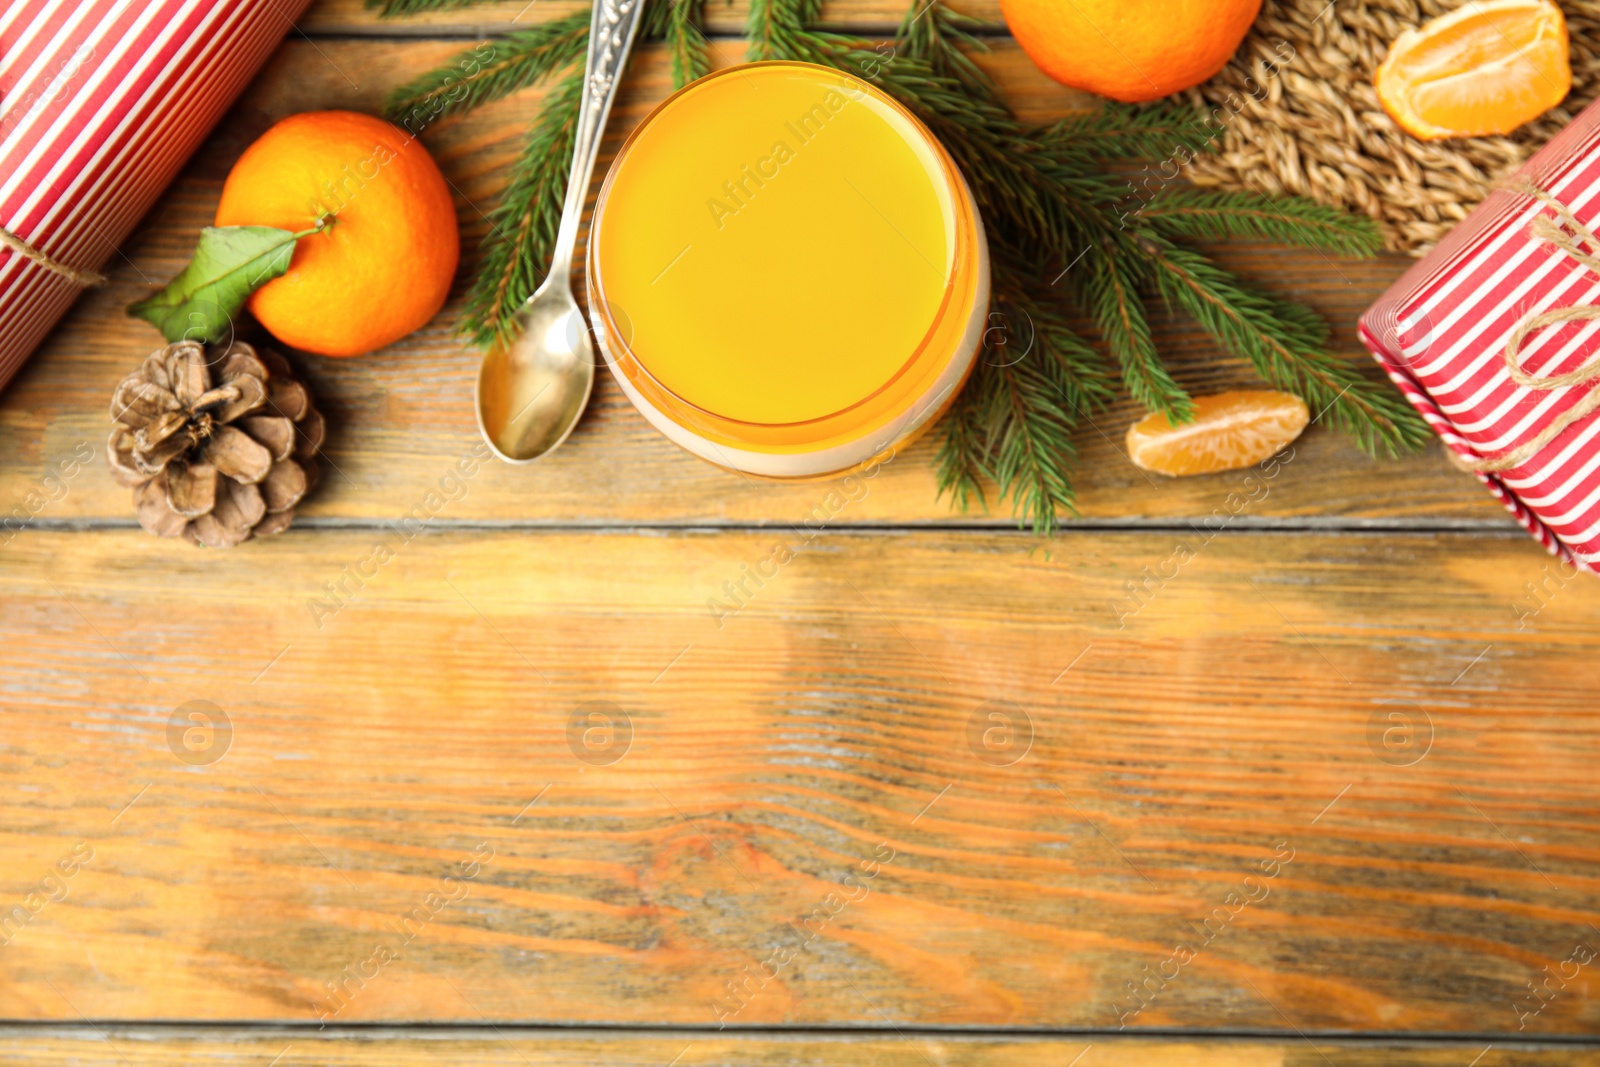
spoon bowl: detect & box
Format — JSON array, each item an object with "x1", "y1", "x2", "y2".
[{"x1": 475, "y1": 277, "x2": 595, "y2": 463}]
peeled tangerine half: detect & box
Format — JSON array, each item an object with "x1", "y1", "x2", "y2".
[
  {"x1": 1126, "y1": 390, "x2": 1309, "y2": 478},
  {"x1": 1375, "y1": 0, "x2": 1570, "y2": 141}
]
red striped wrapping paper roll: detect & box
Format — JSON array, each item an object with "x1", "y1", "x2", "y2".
[
  {"x1": 1361, "y1": 100, "x2": 1600, "y2": 574},
  {"x1": 0, "y1": 0, "x2": 311, "y2": 393}
]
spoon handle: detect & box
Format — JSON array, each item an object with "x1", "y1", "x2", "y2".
[{"x1": 548, "y1": 0, "x2": 648, "y2": 283}]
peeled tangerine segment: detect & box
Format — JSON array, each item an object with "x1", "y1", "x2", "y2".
[
  {"x1": 1375, "y1": 0, "x2": 1570, "y2": 140},
  {"x1": 1126, "y1": 390, "x2": 1309, "y2": 478}
]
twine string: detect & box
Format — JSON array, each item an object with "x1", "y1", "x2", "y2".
[
  {"x1": 1457, "y1": 185, "x2": 1600, "y2": 474},
  {"x1": 0, "y1": 223, "x2": 106, "y2": 288}
]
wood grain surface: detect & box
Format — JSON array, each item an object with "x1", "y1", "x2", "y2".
[
  {"x1": 295, "y1": 0, "x2": 1003, "y2": 35},
  {"x1": 0, "y1": 40, "x2": 1500, "y2": 528},
  {"x1": 2, "y1": 529, "x2": 1597, "y2": 1032},
  {"x1": 1, "y1": 1028, "x2": 1595, "y2": 1067}
]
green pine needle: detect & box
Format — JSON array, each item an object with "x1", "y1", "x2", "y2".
[
  {"x1": 1142, "y1": 235, "x2": 1430, "y2": 457},
  {"x1": 1016, "y1": 281, "x2": 1117, "y2": 417},
  {"x1": 1073, "y1": 237, "x2": 1194, "y2": 424},
  {"x1": 384, "y1": 14, "x2": 589, "y2": 133},
  {"x1": 384, "y1": 0, "x2": 1426, "y2": 531},
  {"x1": 935, "y1": 387, "x2": 988, "y2": 515},
  {"x1": 458, "y1": 71, "x2": 583, "y2": 348},
  {"x1": 1039, "y1": 102, "x2": 1217, "y2": 164},
  {"x1": 1138, "y1": 188, "x2": 1386, "y2": 258},
  {"x1": 979, "y1": 351, "x2": 1080, "y2": 536},
  {"x1": 664, "y1": 0, "x2": 712, "y2": 87},
  {"x1": 937, "y1": 265, "x2": 1116, "y2": 530},
  {"x1": 897, "y1": 3, "x2": 998, "y2": 100}
]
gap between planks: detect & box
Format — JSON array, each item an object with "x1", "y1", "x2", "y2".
[
  {"x1": 2, "y1": 517, "x2": 1542, "y2": 534},
  {"x1": 2, "y1": 1022, "x2": 1599, "y2": 1045},
  {"x1": 289, "y1": 29, "x2": 997, "y2": 41}
]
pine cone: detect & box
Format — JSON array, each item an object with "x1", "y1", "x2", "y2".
[{"x1": 107, "y1": 340, "x2": 324, "y2": 547}]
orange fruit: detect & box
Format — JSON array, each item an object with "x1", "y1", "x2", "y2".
[
  {"x1": 1126, "y1": 390, "x2": 1308, "y2": 477},
  {"x1": 1375, "y1": 0, "x2": 1570, "y2": 141},
  {"x1": 998, "y1": 0, "x2": 1262, "y2": 103},
  {"x1": 215, "y1": 110, "x2": 459, "y2": 357}
]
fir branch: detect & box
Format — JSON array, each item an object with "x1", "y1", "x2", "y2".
[
  {"x1": 384, "y1": 14, "x2": 589, "y2": 132},
  {"x1": 935, "y1": 386, "x2": 988, "y2": 514},
  {"x1": 976, "y1": 345, "x2": 1080, "y2": 536},
  {"x1": 1012, "y1": 280, "x2": 1117, "y2": 417},
  {"x1": 748, "y1": 0, "x2": 813, "y2": 60},
  {"x1": 1137, "y1": 188, "x2": 1385, "y2": 258},
  {"x1": 1263, "y1": 289, "x2": 1333, "y2": 350},
  {"x1": 1039, "y1": 102, "x2": 1216, "y2": 164},
  {"x1": 897, "y1": 3, "x2": 998, "y2": 100},
  {"x1": 1141, "y1": 235, "x2": 1431, "y2": 457},
  {"x1": 902, "y1": 5, "x2": 1422, "y2": 477},
  {"x1": 935, "y1": 267, "x2": 1115, "y2": 527},
  {"x1": 460, "y1": 71, "x2": 583, "y2": 347},
  {"x1": 1073, "y1": 238, "x2": 1193, "y2": 423},
  {"x1": 664, "y1": 0, "x2": 712, "y2": 86}
]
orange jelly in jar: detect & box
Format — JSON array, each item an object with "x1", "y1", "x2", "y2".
[{"x1": 587, "y1": 61, "x2": 989, "y2": 477}]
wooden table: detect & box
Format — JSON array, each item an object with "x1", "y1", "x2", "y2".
[{"x1": 2, "y1": 1, "x2": 1598, "y2": 1063}]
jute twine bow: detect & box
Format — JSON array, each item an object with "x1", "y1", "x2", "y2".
[
  {"x1": 0, "y1": 224, "x2": 106, "y2": 288},
  {"x1": 1457, "y1": 184, "x2": 1600, "y2": 473}
]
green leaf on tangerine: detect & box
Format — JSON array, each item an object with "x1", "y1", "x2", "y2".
[{"x1": 127, "y1": 224, "x2": 316, "y2": 345}]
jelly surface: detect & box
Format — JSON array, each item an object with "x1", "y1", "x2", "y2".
[{"x1": 594, "y1": 62, "x2": 957, "y2": 426}]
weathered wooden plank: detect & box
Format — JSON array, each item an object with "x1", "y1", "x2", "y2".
[
  {"x1": 296, "y1": 0, "x2": 1003, "y2": 36},
  {"x1": 2, "y1": 1027, "x2": 1596, "y2": 1066},
  {"x1": 0, "y1": 528, "x2": 1595, "y2": 1030},
  {"x1": 0, "y1": 40, "x2": 1496, "y2": 529}
]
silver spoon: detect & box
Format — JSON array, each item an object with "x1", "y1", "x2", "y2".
[{"x1": 475, "y1": 0, "x2": 647, "y2": 463}]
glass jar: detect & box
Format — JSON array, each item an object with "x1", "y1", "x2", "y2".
[{"x1": 586, "y1": 60, "x2": 989, "y2": 478}]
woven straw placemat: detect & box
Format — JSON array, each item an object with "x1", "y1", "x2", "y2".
[{"x1": 1181, "y1": 0, "x2": 1600, "y2": 255}]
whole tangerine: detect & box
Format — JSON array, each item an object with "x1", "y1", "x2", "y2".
[
  {"x1": 214, "y1": 110, "x2": 459, "y2": 357},
  {"x1": 1000, "y1": 0, "x2": 1262, "y2": 103}
]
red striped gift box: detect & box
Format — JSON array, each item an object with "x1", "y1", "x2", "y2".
[
  {"x1": 1361, "y1": 100, "x2": 1600, "y2": 574},
  {"x1": 0, "y1": 0, "x2": 310, "y2": 394}
]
